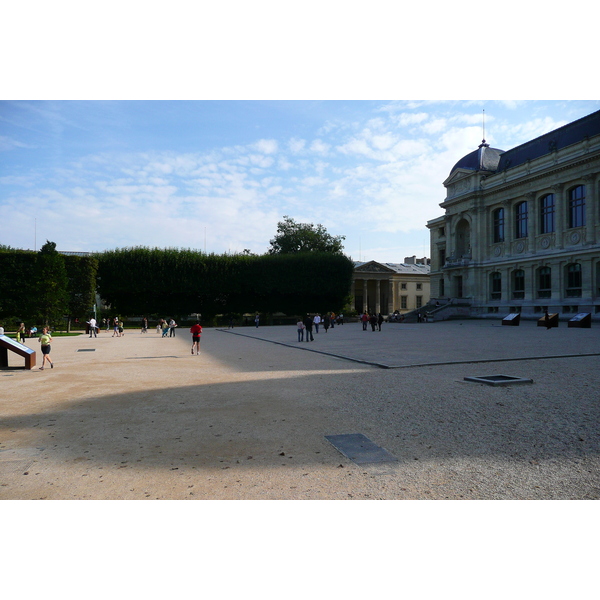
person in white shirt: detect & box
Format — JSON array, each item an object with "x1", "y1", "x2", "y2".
[
  {"x1": 89, "y1": 317, "x2": 97, "y2": 337},
  {"x1": 313, "y1": 314, "x2": 321, "y2": 333}
]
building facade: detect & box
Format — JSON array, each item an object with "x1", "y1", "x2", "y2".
[
  {"x1": 427, "y1": 109, "x2": 600, "y2": 320},
  {"x1": 352, "y1": 257, "x2": 430, "y2": 315}
]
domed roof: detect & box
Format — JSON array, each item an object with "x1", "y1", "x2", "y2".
[{"x1": 450, "y1": 140, "x2": 505, "y2": 175}]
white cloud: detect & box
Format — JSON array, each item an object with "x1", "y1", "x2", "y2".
[
  {"x1": 253, "y1": 138, "x2": 278, "y2": 154},
  {"x1": 0, "y1": 135, "x2": 33, "y2": 151},
  {"x1": 288, "y1": 138, "x2": 305, "y2": 153},
  {"x1": 309, "y1": 139, "x2": 330, "y2": 154}
]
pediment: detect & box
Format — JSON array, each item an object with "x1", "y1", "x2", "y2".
[
  {"x1": 443, "y1": 169, "x2": 473, "y2": 187},
  {"x1": 354, "y1": 261, "x2": 396, "y2": 274}
]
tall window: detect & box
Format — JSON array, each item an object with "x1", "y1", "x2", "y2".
[
  {"x1": 439, "y1": 248, "x2": 446, "y2": 266},
  {"x1": 515, "y1": 201, "x2": 528, "y2": 238},
  {"x1": 490, "y1": 272, "x2": 501, "y2": 300},
  {"x1": 416, "y1": 296, "x2": 423, "y2": 309},
  {"x1": 569, "y1": 185, "x2": 586, "y2": 228},
  {"x1": 401, "y1": 296, "x2": 407, "y2": 309},
  {"x1": 493, "y1": 208, "x2": 505, "y2": 243},
  {"x1": 540, "y1": 194, "x2": 555, "y2": 234},
  {"x1": 537, "y1": 267, "x2": 551, "y2": 299},
  {"x1": 439, "y1": 279, "x2": 445, "y2": 297},
  {"x1": 512, "y1": 269, "x2": 525, "y2": 299},
  {"x1": 566, "y1": 263, "x2": 582, "y2": 297}
]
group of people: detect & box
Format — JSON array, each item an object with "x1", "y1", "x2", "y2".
[
  {"x1": 296, "y1": 313, "x2": 343, "y2": 342},
  {"x1": 11, "y1": 323, "x2": 38, "y2": 342},
  {"x1": 360, "y1": 312, "x2": 384, "y2": 331},
  {"x1": 157, "y1": 318, "x2": 178, "y2": 337}
]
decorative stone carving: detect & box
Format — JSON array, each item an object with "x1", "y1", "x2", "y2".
[
  {"x1": 515, "y1": 241, "x2": 525, "y2": 253},
  {"x1": 540, "y1": 236, "x2": 551, "y2": 249}
]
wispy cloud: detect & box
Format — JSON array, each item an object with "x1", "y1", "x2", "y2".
[{"x1": 2, "y1": 100, "x2": 598, "y2": 261}]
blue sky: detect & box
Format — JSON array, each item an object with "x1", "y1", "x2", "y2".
[
  {"x1": 2, "y1": 100, "x2": 599, "y2": 261},
  {"x1": 2, "y1": 3, "x2": 598, "y2": 262}
]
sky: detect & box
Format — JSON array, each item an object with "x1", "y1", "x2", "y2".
[
  {"x1": 2, "y1": 99, "x2": 599, "y2": 261},
  {"x1": 2, "y1": 3, "x2": 598, "y2": 265}
]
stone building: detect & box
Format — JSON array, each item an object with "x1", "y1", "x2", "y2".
[
  {"x1": 351, "y1": 257, "x2": 430, "y2": 315},
  {"x1": 427, "y1": 109, "x2": 600, "y2": 320}
]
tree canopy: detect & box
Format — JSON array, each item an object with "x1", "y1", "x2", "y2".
[
  {"x1": 268, "y1": 216, "x2": 345, "y2": 254},
  {"x1": 0, "y1": 242, "x2": 98, "y2": 329},
  {"x1": 96, "y1": 247, "x2": 354, "y2": 318}
]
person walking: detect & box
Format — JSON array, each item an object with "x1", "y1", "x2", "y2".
[
  {"x1": 89, "y1": 316, "x2": 97, "y2": 337},
  {"x1": 113, "y1": 317, "x2": 120, "y2": 337},
  {"x1": 303, "y1": 314, "x2": 314, "y2": 342},
  {"x1": 141, "y1": 317, "x2": 148, "y2": 333},
  {"x1": 38, "y1": 327, "x2": 54, "y2": 369},
  {"x1": 254, "y1": 313, "x2": 260, "y2": 328},
  {"x1": 190, "y1": 321, "x2": 202, "y2": 354},
  {"x1": 369, "y1": 313, "x2": 377, "y2": 332},
  {"x1": 361, "y1": 312, "x2": 369, "y2": 331},
  {"x1": 17, "y1": 323, "x2": 26, "y2": 343},
  {"x1": 296, "y1": 318, "x2": 305, "y2": 342},
  {"x1": 161, "y1": 320, "x2": 169, "y2": 337},
  {"x1": 377, "y1": 313, "x2": 384, "y2": 331},
  {"x1": 313, "y1": 314, "x2": 321, "y2": 333},
  {"x1": 169, "y1": 318, "x2": 177, "y2": 337},
  {"x1": 323, "y1": 314, "x2": 331, "y2": 333}
]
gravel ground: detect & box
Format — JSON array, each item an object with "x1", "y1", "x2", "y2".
[{"x1": 1, "y1": 319, "x2": 599, "y2": 500}]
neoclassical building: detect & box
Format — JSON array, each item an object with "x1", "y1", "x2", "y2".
[
  {"x1": 351, "y1": 257, "x2": 430, "y2": 315},
  {"x1": 427, "y1": 109, "x2": 600, "y2": 320}
]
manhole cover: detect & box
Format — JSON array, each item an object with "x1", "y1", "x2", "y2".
[
  {"x1": 325, "y1": 433, "x2": 397, "y2": 465},
  {"x1": 464, "y1": 374, "x2": 533, "y2": 386}
]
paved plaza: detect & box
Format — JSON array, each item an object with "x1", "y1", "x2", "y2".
[{"x1": 1, "y1": 319, "x2": 599, "y2": 499}]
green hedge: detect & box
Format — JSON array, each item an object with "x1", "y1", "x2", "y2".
[{"x1": 96, "y1": 247, "x2": 354, "y2": 318}]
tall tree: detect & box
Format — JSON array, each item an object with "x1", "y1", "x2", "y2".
[
  {"x1": 268, "y1": 216, "x2": 345, "y2": 254},
  {"x1": 35, "y1": 241, "x2": 69, "y2": 327}
]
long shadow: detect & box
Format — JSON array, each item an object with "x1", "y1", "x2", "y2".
[{"x1": 2, "y1": 364, "x2": 599, "y2": 473}]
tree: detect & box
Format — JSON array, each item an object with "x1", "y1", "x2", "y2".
[
  {"x1": 35, "y1": 241, "x2": 69, "y2": 327},
  {"x1": 268, "y1": 216, "x2": 345, "y2": 254}
]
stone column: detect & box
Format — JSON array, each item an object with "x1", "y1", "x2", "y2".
[
  {"x1": 375, "y1": 279, "x2": 381, "y2": 314},
  {"x1": 388, "y1": 281, "x2": 394, "y2": 314},
  {"x1": 363, "y1": 279, "x2": 369, "y2": 312}
]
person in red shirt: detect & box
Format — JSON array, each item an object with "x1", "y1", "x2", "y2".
[{"x1": 190, "y1": 321, "x2": 202, "y2": 355}]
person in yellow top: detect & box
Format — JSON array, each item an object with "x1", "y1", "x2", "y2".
[{"x1": 38, "y1": 327, "x2": 54, "y2": 370}]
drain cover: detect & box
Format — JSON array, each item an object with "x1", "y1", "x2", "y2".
[
  {"x1": 77, "y1": 348, "x2": 96, "y2": 352},
  {"x1": 464, "y1": 374, "x2": 533, "y2": 386},
  {"x1": 325, "y1": 433, "x2": 397, "y2": 465}
]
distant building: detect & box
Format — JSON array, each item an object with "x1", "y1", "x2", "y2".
[
  {"x1": 352, "y1": 258, "x2": 430, "y2": 314},
  {"x1": 427, "y1": 109, "x2": 600, "y2": 320}
]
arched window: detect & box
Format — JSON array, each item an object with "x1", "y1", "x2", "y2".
[
  {"x1": 512, "y1": 269, "x2": 525, "y2": 299},
  {"x1": 515, "y1": 201, "x2": 528, "y2": 238},
  {"x1": 537, "y1": 266, "x2": 551, "y2": 299},
  {"x1": 539, "y1": 194, "x2": 555, "y2": 234},
  {"x1": 566, "y1": 263, "x2": 582, "y2": 297},
  {"x1": 493, "y1": 208, "x2": 504, "y2": 243},
  {"x1": 569, "y1": 185, "x2": 586, "y2": 228},
  {"x1": 490, "y1": 272, "x2": 501, "y2": 300},
  {"x1": 455, "y1": 218, "x2": 471, "y2": 257}
]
